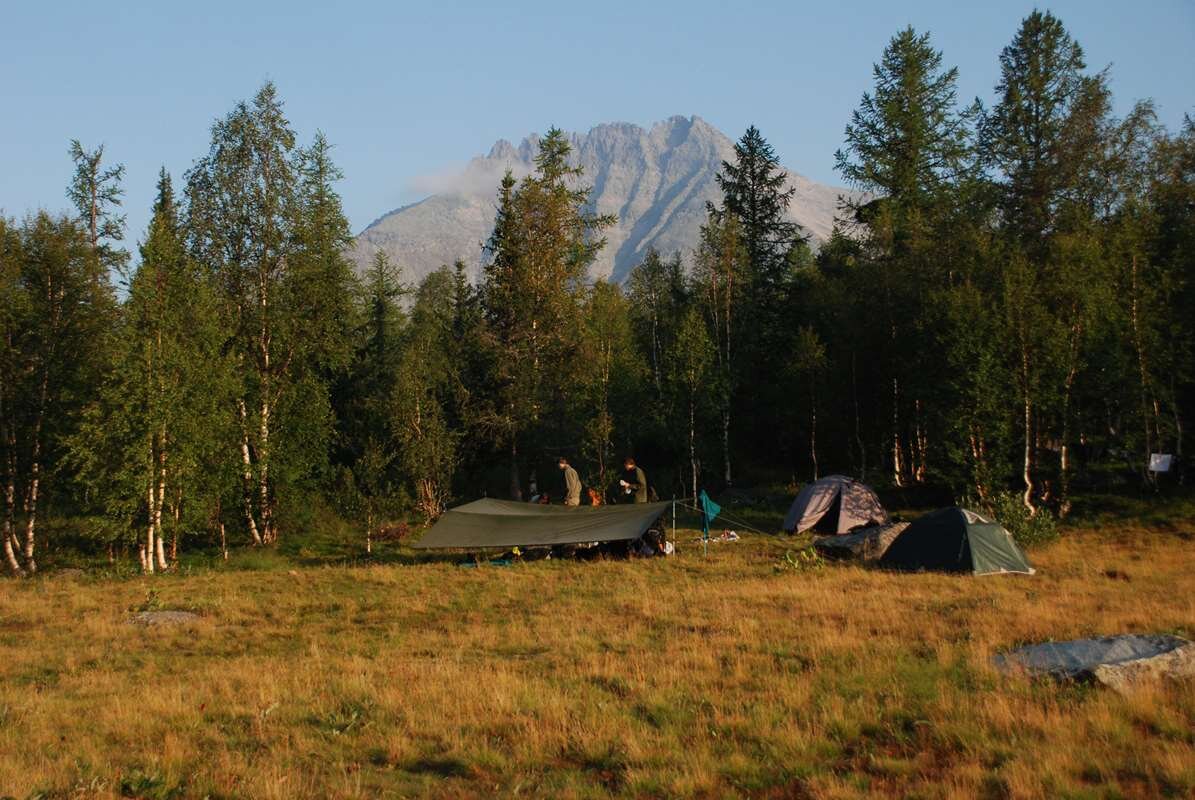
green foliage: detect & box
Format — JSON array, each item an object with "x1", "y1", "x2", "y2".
[
  {"x1": 67, "y1": 139, "x2": 129, "y2": 275},
  {"x1": 478, "y1": 129, "x2": 616, "y2": 498},
  {"x1": 5, "y1": 15, "x2": 1195, "y2": 570},
  {"x1": 182, "y1": 81, "x2": 358, "y2": 544},
  {"x1": 963, "y1": 491, "x2": 1060, "y2": 547},
  {"x1": 775, "y1": 546, "x2": 826, "y2": 573}
]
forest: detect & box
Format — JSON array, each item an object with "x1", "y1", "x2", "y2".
[{"x1": 2, "y1": 10, "x2": 1192, "y2": 575}]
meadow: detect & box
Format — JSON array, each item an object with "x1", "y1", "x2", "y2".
[{"x1": 1, "y1": 496, "x2": 1193, "y2": 799}]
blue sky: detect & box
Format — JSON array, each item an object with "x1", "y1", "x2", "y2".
[{"x1": 2, "y1": 0, "x2": 1191, "y2": 248}]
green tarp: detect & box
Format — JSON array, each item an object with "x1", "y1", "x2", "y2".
[{"x1": 412, "y1": 498, "x2": 671, "y2": 550}]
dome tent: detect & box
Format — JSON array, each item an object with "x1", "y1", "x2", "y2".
[
  {"x1": 880, "y1": 507, "x2": 1034, "y2": 575},
  {"x1": 782, "y1": 475, "x2": 889, "y2": 535}
]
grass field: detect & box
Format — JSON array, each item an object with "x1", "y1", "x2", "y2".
[{"x1": 1, "y1": 500, "x2": 1194, "y2": 799}]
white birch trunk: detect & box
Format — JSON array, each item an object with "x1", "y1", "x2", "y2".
[{"x1": 237, "y1": 398, "x2": 263, "y2": 545}]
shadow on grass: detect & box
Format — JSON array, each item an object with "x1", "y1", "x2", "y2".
[{"x1": 402, "y1": 755, "x2": 473, "y2": 778}]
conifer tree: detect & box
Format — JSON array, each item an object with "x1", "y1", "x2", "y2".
[
  {"x1": 715, "y1": 126, "x2": 804, "y2": 306},
  {"x1": 67, "y1": 140, "x2": 129, "y2": 277},
  {"x1": 982, "y1": 11, "x2": 1113, "y2": 511},
  {"x1": 835, "y1": 26, "x2": 977, "y2": 486},
  {"x1": 480, "y1": 129, "x2": 615, "y2": 498}
]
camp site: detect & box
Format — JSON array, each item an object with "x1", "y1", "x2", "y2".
[{"x1": 3, "y1": 3, "x2": 1194, "y2": 798}]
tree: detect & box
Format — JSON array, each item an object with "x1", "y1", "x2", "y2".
[
  {"x1": 393, "y1": 269, "x2": 461, "y2": 519},
  {"x1": 71, "y1": 170, "x2": 233, "y2": 572},
  {"x1": 578, "y1": 281, "x2": 642, "y2": 488},
  {"x1": 479, "y1": 129, "x2": 615, "y2": 498},
  {"x1": 691, "y1": 210, "x2": 748, "y2": 487},
  {"x1": 666, "y1": 307, "x2": 714, "y2": 500},
  {"x1": 184, "y1": 82, "x2": 356, "y2": 543},
  {"x1": 715, "y1": 126, "x2": 804, "y2": 311},
  {"x1": 626, "y1": 248, "x2": 686, "y2": 408},
  {"x1": 835, "y1": 26, "x2": 978, "y2": 486},
  {"x1": 836, "y1": 27, "x2": 976, "y2": 243},
  {"x1": 68, "y1": 140, "x2": 129, "y2": 277},
  {"x1": 982, "y1": 11, "x2": 1114, "y2": 512},
  {"x1": 1, "y1": 213, "x2": 112, "y2": 575},
  {"x1": 789, "y1": 327, "x2": 828, "y2": 480}
]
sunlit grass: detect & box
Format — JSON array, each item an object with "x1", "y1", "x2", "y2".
[{"x1": 1, "y1": 506, "x2": 1192, "y2": 798}]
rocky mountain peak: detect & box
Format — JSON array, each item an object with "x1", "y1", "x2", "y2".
[{"x1": 351, "y1": 117, "x2": 851, "y2": 284}]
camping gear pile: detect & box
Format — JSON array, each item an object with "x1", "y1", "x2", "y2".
[{"x1": 814, "y1": 521, "x2": 908, "y2": 561}]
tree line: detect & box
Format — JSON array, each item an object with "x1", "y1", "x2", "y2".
[{"x1": 2, "y1": 11, "x2": 1191, "y2": 574}]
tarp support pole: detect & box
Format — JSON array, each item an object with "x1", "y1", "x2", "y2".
[{"x1": 671, "y1": 497, "x2": 676, "y2": 549}]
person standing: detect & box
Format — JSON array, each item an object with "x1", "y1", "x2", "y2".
[
  {"x1": 620, "y1": 456, "x2": 648, "y2": 504},
  {"x1": 558, "y1": 456, "x2": 581, "y2": 506}
]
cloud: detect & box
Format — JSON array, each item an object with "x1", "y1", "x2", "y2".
[{"x1": 405, "y1": 155, "x2": 534, "y2": 199}]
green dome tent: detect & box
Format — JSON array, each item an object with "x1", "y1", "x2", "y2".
[{"x1": 879, "y1": 507, "x2": 1034, "y2": 575}]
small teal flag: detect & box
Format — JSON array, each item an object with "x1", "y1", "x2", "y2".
[{"x1": 699, "y1": 490, "x2": 721, "y2": 540}]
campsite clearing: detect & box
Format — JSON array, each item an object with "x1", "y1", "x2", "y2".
[{"x1": 1, "y1": 510, "x2": 1193, "y2": 798}]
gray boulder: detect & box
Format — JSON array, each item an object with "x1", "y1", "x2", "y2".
[
  {"x1": 994, "y1": 634, "x2": 1195, "y2": 692},
  {"x1": 814, "y1": 522, "x2": 908, "y2": 561}
]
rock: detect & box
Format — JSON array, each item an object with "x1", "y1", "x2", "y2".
[
  {"x1": 129, "y1": 610, "x2": 200, "y2": 627},
  {"x1": 814, "y1": 522, "x2": 909, "y2": 561},
  {"x1": 994, "y1": 634, "x2": 1195, "y2": 693}
]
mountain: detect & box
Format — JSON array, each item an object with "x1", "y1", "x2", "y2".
[{"x1": 350, "y1": 116, "x2": 852, "y2": 284}]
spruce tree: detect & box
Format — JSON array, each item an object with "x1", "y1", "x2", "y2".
[
  {"x1": 479, "y1": 129, "x2": 615, "y2": 498},
  {"x1": 715, "y1": 126, "x2": 804, "y2": 303}
]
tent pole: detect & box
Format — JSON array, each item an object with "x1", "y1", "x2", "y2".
[{"x1": 671, "y1": 496, "x2": 676, "y2": 550}]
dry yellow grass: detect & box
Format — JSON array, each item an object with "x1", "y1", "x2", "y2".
[{"x1": 1, "y1": 519, "x2": 1193, "y2": 799}]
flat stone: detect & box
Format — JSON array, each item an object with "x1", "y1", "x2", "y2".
[
  {"x1": 129, "y1": 610, "x2": 201, "y2": 627},
  {"x1": 994, "y1": 634, "x2": 1195, "y2": 692},
  {"x1": 814, "y1": 522, "x2": 909, "y2": 561}
]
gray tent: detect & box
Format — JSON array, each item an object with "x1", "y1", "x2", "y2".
[
  {"x1": 413, "y1": 498, "x2": 671, "y2": 550},
  {"x1": 783, "y1": 475, "x2": 889, "y2": 534}
]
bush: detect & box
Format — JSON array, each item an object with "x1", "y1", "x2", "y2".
[{"x1": 963, "y1": 491, "x2": 1059, "y2": 547}]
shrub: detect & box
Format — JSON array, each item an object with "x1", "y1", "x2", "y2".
[{"x1": 963, "y1": 491, "x2": 1059, "y2": 547}]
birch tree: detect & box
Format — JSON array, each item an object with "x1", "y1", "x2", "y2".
[
  {"x1": 691, "y1": 210, "x2": 747, "y2": 487},
  {"x1": 70, "y1": 171, "x2": 232, "y2": 572},
  {"x1": 184, "y1": 82, "x2": 354, "y2": 544}
]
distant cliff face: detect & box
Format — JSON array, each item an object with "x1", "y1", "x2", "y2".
[{"x1": 351, "y1": 116, "x2": 850, "y2": 284}]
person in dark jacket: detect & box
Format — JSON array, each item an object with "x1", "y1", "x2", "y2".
[{"x1": 619, "y1": 457, "x2": 648, "y2": 504}]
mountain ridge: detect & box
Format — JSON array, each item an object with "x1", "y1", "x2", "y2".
[{"x1": 350, "y1": 116, "x2": 852, "y2": 283}]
